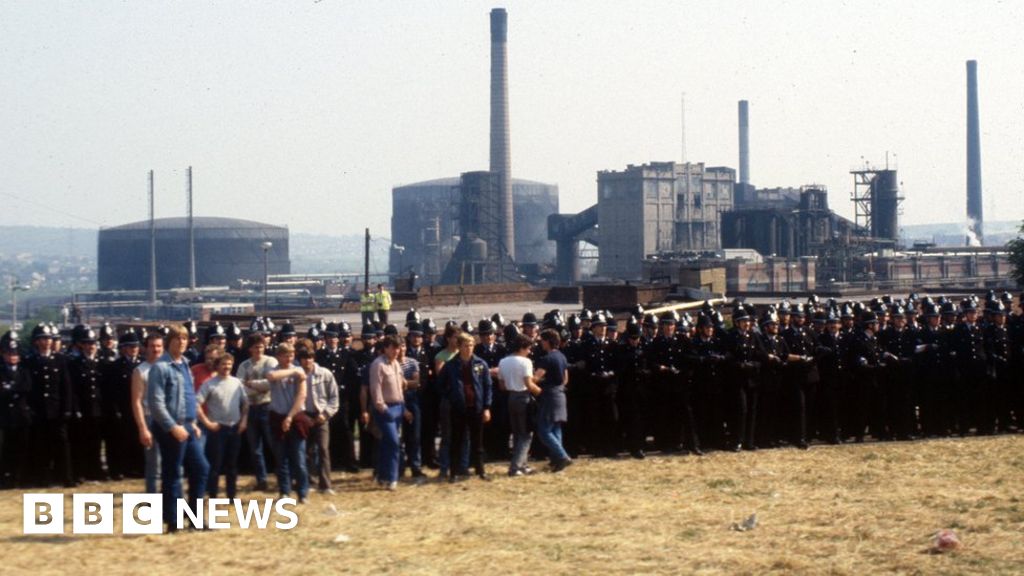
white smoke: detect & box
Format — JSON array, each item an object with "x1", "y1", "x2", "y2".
[{"x1": 962, "y1": 219, "x2": 982, "y2": 247}]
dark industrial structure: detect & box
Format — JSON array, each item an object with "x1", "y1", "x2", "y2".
[
  {"x1": 98, "y1": 217, "x2": 289, "y2": 290},
  {"x1": 389, "y1": 177, "x2": 558, "y2": 285},
  {"x1": 388, "y1": 8, "x2": 562, "y2": 286},
  {"x1": 966, "y1": 59, "x2": 984, "y2": 244},
  {"x1": 722, "y1": 188, "x2": 856, "y2": 258},
  {"x1": 851, "y1": 166, "x2": 902, "y2": 244}
]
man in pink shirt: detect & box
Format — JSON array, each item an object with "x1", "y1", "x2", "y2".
[{"x1": 369, "y1": 336, "x2": 405, "y2": 490}]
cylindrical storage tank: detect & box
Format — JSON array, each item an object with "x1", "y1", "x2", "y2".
[
  {"x1": 98, "y1": 217, "x2": 289, "y2": 290},
  {"x1": 870, "y1": 170, "x2": 900, "y2": 242},
  {"x1": 469, "y1": 238, "x2": 488, "y2": 260}
]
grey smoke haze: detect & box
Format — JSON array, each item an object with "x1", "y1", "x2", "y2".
[{"x1": 1, "y1": 1, "x2": 1022, "y2": 236}]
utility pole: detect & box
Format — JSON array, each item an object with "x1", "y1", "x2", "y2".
[
  {"x1": 149, "y1": 170, "x2": 157, "y2": 304},
  {"x1": 187, "y1": 166, "x2": 196, "y2": 290},
  {"x1": 364, "y1": 228, "x2": 370, "y2": 293}
]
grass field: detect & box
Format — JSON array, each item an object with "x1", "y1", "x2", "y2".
[{"x1": 1, "y1": 435, "x2": 1023, "y2": 575}]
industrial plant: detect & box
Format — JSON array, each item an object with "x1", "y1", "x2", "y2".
[{"x1": 53, "y1": 10, "x2": 1010, "y2": 325}]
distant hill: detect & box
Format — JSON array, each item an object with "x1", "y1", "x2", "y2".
[
  {"x1": 0, "y1": 226, "x2": 97, "y2": 258},
  {"x1": 901, "y1": 220, "x2": 1021, "y2": 247},
  {"x1": 0, "y1": 225, "x2": 390, "y2": 273}
]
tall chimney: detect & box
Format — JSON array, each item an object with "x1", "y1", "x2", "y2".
[
  {"x1": 490, "y1": 7, "x2": 514, "y2": 260},
  {"x1": 966, "y1": 60, "x2": 983, "y2": 244},
  {"x1": 187, "y1": 166, "x2": 196, "y2": 289},
  {"x1": 148, "y1": 170, "x2": 157, "y2": 304},
  {"x1": 738, "y1": 100, "x2": 750, "y2": 185}
]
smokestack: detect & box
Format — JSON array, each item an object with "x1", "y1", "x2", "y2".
[
  {"x1": 187, "y1": 166, "x2": 196, "y2": 289},
  {"x1": 738, "y1": 100, "x2": 750, "y2": 185},
  {"x1": 966, "y1": 60, "x2": 983, "y2": 244},
  {"x1": 149, "y1": 170, "x2": 157, "y2": 304},
  {"x1": 490, "y1": 7, "x2": 514, "y2": 260}
]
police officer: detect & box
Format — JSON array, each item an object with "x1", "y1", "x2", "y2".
[
  {"x1": 1, "y1": 331, "x2": 33, "y2": 487},
  {"x1": 317, "y1": 323, "x2": 354, "y2": 472},
  {"x1": 847, "y1": 311, "x2": 882, "y2": 442},
  {"x1": 814, "y1": 309, "x2": 844, "y2": 444},
  {"x1": 98, "y1": 323, "x2": 118, "y2": 363},
  {"x1": 879, "y1": 305, "x2": 917, "y2": 440},
  {"x1": 983, "y1": 300, "x2": 1011, "y2": 433},
  {"x1": 403, "y1": 321, "x2": 430, "y2": 478},
  {"x1": 475, "y1": 319, "x2": 508, "y2": 461},
  {"x1": 353, "y1": 323, "x2": 378, "y2": 468},
  {"x1": 689, "y1": 313, "x2": 726, "y2": 450},
  {"x1": 225, "y1": 322, "x2": 246, "y2": 373},
  {"x1": 69, "y1": 327, "x2": 105, "y2": 481},
  {"x1": 725, "y1": 306, "x2": 765, "y2": 451},
  {"x1": 615, "y1": 322, "x2": 648, "y2": 458},
  {"x1": 952, "y1": 299, "x2": 987, "y2": 435},
  {"x1": 581, "y1": 312, "x2": 618, "y2": 457},
  {"x1": 183, "y1": 320, "x2": 201, "y2": 366},
  {"x1": 102, "y1": 329, "x2": 142, "y2": 479},
  {"x1": 781, "y1": 306, "x2": 817, "y2": 448},
  {"x1": 759, "y1": 310, "x2": 794, "y2": 448},
  {"x1": 914, "y1": 301, "x2": 945, "y2": 437},
  {"x1": 25, "y1": 324, "x2": 75, "y2": 487}
]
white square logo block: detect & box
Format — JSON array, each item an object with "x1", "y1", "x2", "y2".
[
  {"x1": 122, "y1": 493, "x2": 163, "y2": 535},
  {"x1": 23, "y1": 494, "x2": 64, "y2": 534},
  {"x1": 73, "y1": 494, "x2": 114, "y2": 534}
]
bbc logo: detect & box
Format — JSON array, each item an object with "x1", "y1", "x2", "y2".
[{"x1": 24, "y1": 494, "x2": 163, "y2": 535}]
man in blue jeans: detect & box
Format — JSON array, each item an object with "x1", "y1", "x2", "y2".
[
  {"x1": 265, "y1": 344, "x2": 309, "y2": 503},
  {"x1": 238, "y1": 334, "x2": 277, "y2": 492},
  {"x1": 533, "y1": 329, "x2": 572, "y2": 472},
  {"x1": 148, "y1": 326, "x2": 210, "y2": 532}
]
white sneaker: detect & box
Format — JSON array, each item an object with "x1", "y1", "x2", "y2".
[
  {"x1": 319, "y1": 488, "x2": 336, "y2": 495},
  {"x1": 386, "y1": 481, "x2": 398, "y2": 491}
]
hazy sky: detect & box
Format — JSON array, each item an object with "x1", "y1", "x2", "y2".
[{"x1": 2, "y1": 1, "x2": 1023, "y2": 239}]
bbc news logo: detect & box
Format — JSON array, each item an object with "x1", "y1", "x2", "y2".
[{"x1": 23, "y1": 494, "x2": 299, "y2": 534}]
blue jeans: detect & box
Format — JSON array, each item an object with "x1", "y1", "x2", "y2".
[
  {"x1": 246, "y1": 404, "x2": 273, "y2": 485},
  {"x1": 401, "y1": 391, "x2": 422, "y2": 474},
  {"x1": 374, "y1": 404, "x2": 403, "y2": 483},
  {"x1": 154, "y1": 421, "x2": 210, "y2": 527},
  {"x1": 205, "y1": 424, "x2": 241, "y2": 499},
  {"x1": 508, "y1": 392, "x2": 533, "y2": 472},
  {"x1": 144, "y1": 416, "x2": 161, "y2": 493},
  {"x1": 537, "y1": 419, "x2": 569, "y2": 463},
  {"x1": 271, "y1": 427, "x2": 308, "y2": 499}
]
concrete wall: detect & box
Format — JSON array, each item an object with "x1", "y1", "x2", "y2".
[
  {"x1": 726, "y1": 257, "x2": 816, "y2": 293},
  {"x1": 597, "y1": 162, "x2": 734, "y2": 280}
]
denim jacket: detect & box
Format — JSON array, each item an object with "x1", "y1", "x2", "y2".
[
  {"x1": 439, "y1": 354, "x2": 493, "y2": 413},
  {"x1": 147, "y1": 360, "x2": 188, "y2": 432}
]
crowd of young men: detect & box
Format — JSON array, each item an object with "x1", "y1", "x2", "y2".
[{"x1": 1, "y1": 289, "x2": 1022, "y2": 495}]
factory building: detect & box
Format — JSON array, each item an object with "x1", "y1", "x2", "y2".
[
  {"x1": 721, "y1": 187, "x2": 859, "y2": 259},
  {"x1": 596, "y1": 162, "x2": 735, "y2": 280},
  {"x1": 389, "y1": 177, "x2": 559, "y2": 285},
  {"x1": 98, "y1": 217, "x2": 289, "y2": 291}
]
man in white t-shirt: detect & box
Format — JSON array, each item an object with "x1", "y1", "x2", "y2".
[{"x1": 498, "y1": 334, "x2": 542, "y2": 477}]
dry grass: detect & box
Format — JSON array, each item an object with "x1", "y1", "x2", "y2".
[{"x1": 2, "y1": 435, "x2": 1024, "y2": 575}]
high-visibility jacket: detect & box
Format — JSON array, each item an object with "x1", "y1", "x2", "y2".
[
  {"x1": 360, "y1": 293, "x2": 376, "y2": 312},
  {"x1": 376, "y1": 289, "x2": 392, "y2": 311}
]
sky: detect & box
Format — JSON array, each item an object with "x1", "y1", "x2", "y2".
[{"x1": 2, "y1": 0, "x2": 1023, "y2": 239}]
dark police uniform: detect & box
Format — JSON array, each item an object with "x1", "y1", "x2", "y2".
[
  {"x1": 0, "y1": 358, "x2": 33, "y2": 487},
  {"x1": 102, "y1": 350, "x2": 141, "y2": 478},
  {"x1": 581, "y1": 331, "x2": 618, "y2": 456},
  {"x1": 69, "y1": 352, "x2": 105, "y2": 480},
  {"x1": 25, "y1": 346, "x2": 75, "y2": 486}
]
